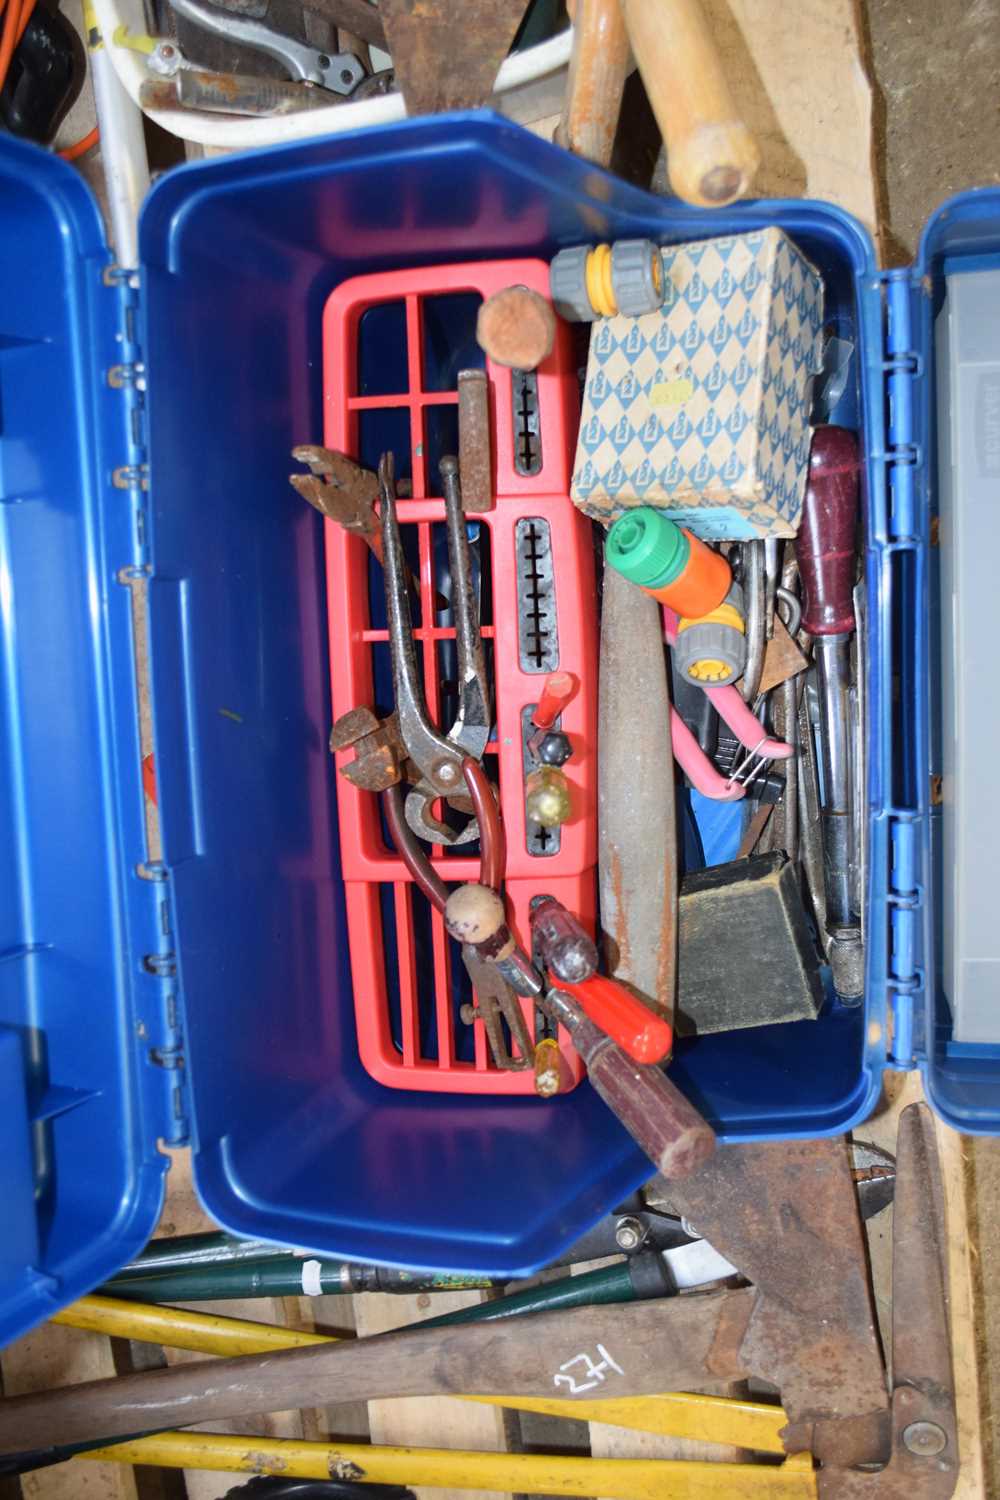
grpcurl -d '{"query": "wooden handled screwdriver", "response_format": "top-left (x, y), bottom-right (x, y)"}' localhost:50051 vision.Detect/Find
top-left (797, 426), bottom-right (864, 1001)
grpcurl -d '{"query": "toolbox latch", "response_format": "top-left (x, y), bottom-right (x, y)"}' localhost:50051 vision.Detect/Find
top-left (872, 268), bottom-right (929, 1068)
top-left (104, 267), bottom-right (152, 574)
top-left (135, 863), bottom-right (191, 1145)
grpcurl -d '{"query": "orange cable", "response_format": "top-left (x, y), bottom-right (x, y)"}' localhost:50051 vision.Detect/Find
top-left (0, 0), bottom-right (33, 93)
top-left (15, 0), bottom-right (33, 42)
top-left (58, 124), bottom-right (99, 160)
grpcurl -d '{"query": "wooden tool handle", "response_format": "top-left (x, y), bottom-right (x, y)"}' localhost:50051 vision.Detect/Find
top-left (559, 0), bottom-right (631, 166)
top-left (0, 1292), bottom-right (754, 1455)
top-left (619, 0), bottom-right (760, 206)
top-left (580, 1020), bottom-right (716, 1177)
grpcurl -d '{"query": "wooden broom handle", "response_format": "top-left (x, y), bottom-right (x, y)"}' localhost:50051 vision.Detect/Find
top-left (619, 0), bottom-right (760, 206)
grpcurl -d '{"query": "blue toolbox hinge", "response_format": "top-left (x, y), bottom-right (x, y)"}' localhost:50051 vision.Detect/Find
top-left (872, 266), bottom-right (923, 542)
top-left (884, 813), bottom-right (926, 1070)
top-left (872, 267), bottom-right (931, 1070)
top-left (102, 265), bottom-right (151, 573)
top-left (133, 862), bottom-right (191, 1147)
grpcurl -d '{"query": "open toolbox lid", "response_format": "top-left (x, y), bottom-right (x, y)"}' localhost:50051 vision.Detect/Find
top-left (2, 116), bottom-right (999, 1346)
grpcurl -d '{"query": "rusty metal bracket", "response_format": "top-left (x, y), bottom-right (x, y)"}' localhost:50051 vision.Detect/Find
top-left (377, 0), bottom-right (530, 114)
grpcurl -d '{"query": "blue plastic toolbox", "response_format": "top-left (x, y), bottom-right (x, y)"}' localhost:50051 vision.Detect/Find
top-left (2, 112), bottom-right (998, 1347)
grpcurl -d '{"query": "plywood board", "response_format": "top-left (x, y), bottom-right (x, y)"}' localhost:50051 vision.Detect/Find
top-left (1, 1322), bottom-right (138, 1500)
top-left (353, 1291), bottom-right (515, 1500)
top-left (154, 1150), bottom-right (321, 1500)
top-left (690, 0), bottom-right (879, 240)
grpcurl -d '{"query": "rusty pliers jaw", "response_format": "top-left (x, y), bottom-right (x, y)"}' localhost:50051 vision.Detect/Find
top-left (378, 453), bottom-right (480, 845)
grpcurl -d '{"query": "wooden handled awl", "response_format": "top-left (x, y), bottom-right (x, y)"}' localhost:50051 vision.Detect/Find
top-left (619, 0), bottom-right (760, 207)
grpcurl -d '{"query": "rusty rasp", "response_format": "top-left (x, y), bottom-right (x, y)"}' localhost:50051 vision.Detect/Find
top-left (377, 0), bottom-right (531, 115)
top-left (598, 564), bottom-right (677, 1025)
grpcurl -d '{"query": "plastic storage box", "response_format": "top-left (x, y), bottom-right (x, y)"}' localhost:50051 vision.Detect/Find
top-left (1, 113), bottom-right (998, 1346)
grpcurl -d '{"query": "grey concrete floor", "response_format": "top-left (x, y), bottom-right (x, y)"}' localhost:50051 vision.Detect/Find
top-left (866, 0), bottom-right (1000, 263)
top-left (865, 0), bottom-right (1000, 1480)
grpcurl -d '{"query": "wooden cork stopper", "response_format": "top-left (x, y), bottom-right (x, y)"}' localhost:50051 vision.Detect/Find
top-left (444, 883), bottom-right (508, 947)
top-left (476, 286), bottom-right (556, 371)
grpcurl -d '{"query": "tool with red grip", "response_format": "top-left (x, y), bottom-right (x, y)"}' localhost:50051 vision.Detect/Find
top-left (556, 974), bottom-right (673, 1065)
top-left (541, 988), bottom-right (713, 1178)
top-left (797, 425), bottom-right (864, 1000)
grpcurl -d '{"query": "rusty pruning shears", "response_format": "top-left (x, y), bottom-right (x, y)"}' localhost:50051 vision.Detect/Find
top-left (379, 451), bottom-right (493, 845)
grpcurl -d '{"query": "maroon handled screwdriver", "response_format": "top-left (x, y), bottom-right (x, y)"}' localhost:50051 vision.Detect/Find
top-left (797, 425), bottom-right (864, 1000)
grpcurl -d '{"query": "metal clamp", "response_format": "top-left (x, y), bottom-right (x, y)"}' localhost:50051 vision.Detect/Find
top-left (169, 0), bottom-right (367, 93)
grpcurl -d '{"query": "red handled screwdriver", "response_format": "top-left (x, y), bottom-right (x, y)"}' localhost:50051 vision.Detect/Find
top-left (529, 894), bottom-right (673, 1064)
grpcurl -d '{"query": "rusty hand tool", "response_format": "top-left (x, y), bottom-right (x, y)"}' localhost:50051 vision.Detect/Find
top-left (329, 706), bottom-right (412, 792)
top-left (291, 446), bottom-right (433, 606)
top-left (140, 69), bottom-right (337, 115)
top-left (598, 565), bottom-right (677, 1027)
top-left (291, 444), bottom-right (384, 555)
top-left (540, 986), bottom-right (711, 1175)
top-left (377, 453), bottom-right (487, 846)
top-left (457, 369), bottom-right (492, 514)
top-left (376, 0), bottom-right (529, 116)
top-left (618, 0), bottom-right (760, 207)
top-left (0, 1288), bottom-right (760, 1454)
top-left (0, 1110), bottom-right (949, 1491)
top-left (382, 763), bottom-right (537, 1070)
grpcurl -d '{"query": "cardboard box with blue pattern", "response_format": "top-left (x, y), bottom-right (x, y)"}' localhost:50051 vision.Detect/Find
top-left (570, 228), bottom-right (825, 540)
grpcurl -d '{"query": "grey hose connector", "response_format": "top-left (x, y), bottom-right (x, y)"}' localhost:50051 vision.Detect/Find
top-left (550, 239), bottom-right (665, 322)
top-left (550, 245), bottom-right (597, 322)
top-left (672, 583), bottom-right (746, 686)
top-left (611, 239), bottom-right (665, 316)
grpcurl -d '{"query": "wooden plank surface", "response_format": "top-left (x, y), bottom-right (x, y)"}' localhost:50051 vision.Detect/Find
top-left (693, 0), bottom-right (880, 239)
top-left (153, 1150), bottom-right (323, 1500)
top-left (352, 1291), bottom-right (515, 1500)
top-left (1, 1322), bottom-right (138, 1500)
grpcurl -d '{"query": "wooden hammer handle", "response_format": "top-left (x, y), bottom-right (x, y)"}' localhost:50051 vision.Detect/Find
top-left (619, 0), bottom-right (760, 206)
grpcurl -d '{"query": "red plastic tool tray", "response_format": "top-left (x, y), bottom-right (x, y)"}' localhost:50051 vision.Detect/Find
top-left (322, 258), bottom-right (597, 1092)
